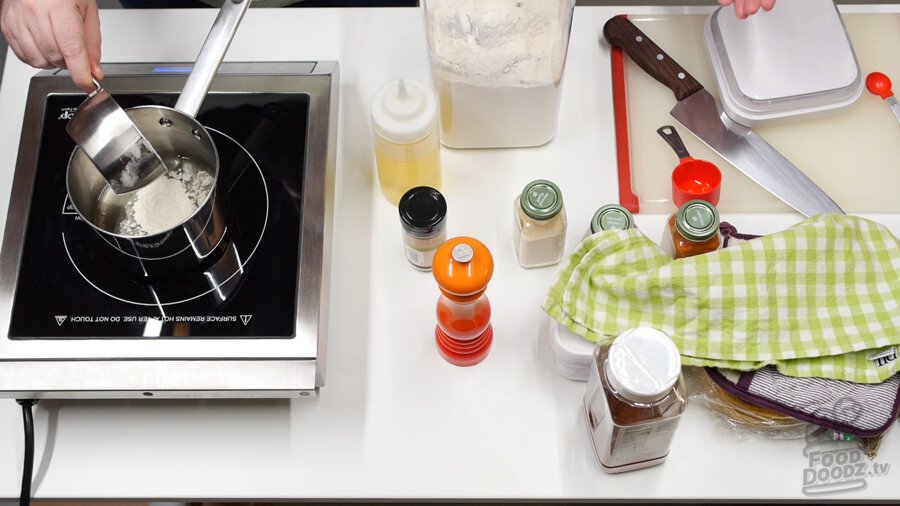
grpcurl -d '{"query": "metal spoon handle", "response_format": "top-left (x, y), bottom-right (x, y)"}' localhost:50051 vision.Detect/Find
top-left (174, 0), bottom-right (251, 117)
top-left (887, 97), bottom-right (900, 124)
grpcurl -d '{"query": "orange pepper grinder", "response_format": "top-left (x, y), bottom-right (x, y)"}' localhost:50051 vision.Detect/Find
top-left (432, 236), bottom-right (494, 367)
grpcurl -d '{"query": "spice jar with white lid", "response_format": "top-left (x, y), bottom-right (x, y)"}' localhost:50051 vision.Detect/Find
top-left (514, 179), bottom-right (567, 268)
top-left (584, 204), bottom-right (635, 239)
top-left (398, 186), bottom-right (447, 271)
top-left (583, 327), bottom-right (687, 473)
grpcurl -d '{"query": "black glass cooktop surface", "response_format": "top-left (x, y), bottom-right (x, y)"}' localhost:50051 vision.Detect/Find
top-left (9, 92), bottom-right (309, 339)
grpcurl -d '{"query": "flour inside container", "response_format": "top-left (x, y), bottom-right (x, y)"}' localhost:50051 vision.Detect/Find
top-left (424, 0), bottom-right (575, 148)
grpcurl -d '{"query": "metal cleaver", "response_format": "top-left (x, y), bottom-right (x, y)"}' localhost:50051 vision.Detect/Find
top-left (603, 16), bottom-right (844, 217)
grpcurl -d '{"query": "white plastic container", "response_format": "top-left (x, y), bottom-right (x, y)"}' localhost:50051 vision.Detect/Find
top-left (704, 0), bottom-right (862, 126)
top-left (371, 79), bottom-right (442, 205)
top-left (549, 320), bottom-right (596, 381)
top-left (423, 0), bottom-right (576, 148)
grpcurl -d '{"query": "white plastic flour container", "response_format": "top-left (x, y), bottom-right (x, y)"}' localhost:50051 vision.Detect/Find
top-left (423, 0), bottom-right (576, 148)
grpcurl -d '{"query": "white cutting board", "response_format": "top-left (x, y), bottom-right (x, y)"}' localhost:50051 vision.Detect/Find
top-left (621, 14), bottom-right (900, 214)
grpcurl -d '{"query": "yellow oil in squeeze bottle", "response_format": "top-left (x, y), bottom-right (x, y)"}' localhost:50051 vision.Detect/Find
top-left (371, 79), bottom-right (442, 205)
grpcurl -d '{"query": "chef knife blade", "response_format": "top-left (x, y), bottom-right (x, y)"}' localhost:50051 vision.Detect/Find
top-left (603, 16), bottom-right (844, 217)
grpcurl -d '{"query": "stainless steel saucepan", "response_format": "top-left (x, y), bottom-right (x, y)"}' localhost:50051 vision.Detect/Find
top-left (66, 0), bottom-right (251, 277)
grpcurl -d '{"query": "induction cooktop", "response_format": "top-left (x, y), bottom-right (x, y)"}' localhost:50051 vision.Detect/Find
top-left (0, 62), bottom-right (338, 398)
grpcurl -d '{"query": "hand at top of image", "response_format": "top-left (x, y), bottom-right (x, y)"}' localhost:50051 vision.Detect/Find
top-left (718, 0), bottom-right (776, 19)
top-left (0, 0), bottom-right (103, 92)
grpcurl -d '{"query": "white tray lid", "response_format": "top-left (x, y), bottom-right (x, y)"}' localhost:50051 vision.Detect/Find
top-left (707, 0), bottom-right (862, 120)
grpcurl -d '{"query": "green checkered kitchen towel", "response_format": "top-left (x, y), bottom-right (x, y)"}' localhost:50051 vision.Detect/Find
top-left (543, 214), bottom-right (900, 383)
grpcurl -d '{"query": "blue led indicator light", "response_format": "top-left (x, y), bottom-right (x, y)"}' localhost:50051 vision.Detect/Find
top-left (152, 66), bottom-right (193, 74)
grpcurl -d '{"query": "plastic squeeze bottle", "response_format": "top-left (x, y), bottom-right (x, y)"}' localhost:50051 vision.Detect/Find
top-left (371, 79), bottom-right (442, 205)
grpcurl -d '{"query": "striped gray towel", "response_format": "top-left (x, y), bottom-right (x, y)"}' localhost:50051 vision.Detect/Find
top-left (708, 366), bottom-right (900, 437)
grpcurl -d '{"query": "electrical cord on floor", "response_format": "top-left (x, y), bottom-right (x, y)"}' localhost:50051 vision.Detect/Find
top-left (16, 399), bottom-right (36, 506)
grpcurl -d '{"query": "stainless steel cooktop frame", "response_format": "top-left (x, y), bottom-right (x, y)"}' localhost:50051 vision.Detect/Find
top-left (0, 62), bottom-right (338, 399)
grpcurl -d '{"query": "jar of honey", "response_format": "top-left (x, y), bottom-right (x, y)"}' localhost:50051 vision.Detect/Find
top-left (661, 199), bottom-right (721, 259)
top-left (432, 237), bottom-right (494, 367)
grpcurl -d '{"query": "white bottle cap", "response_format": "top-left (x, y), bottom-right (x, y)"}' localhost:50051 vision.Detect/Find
top-left (605, 328), bottom-right (681, 404)
top-left (371, 78), bottom-right (438, 144)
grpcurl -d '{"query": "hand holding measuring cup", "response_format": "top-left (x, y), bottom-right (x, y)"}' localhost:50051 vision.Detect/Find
top-left (0, 0), bottom-right (103, 92)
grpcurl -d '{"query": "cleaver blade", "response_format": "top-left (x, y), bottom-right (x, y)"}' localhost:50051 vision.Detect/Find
top-left (603, 16), bottom-right (844, 217)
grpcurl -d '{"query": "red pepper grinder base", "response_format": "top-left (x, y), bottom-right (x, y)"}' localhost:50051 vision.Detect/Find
top-left (435, 324), bottom-right (493, 367)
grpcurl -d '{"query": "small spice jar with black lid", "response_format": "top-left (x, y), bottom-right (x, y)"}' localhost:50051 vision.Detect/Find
top-left (586, 204), bottom-right (635, 239)
top-left (399, 186), bottom-right (447, 271)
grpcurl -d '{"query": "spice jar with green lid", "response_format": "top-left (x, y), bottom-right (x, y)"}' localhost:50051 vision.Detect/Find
top-left (586, 204), bottom-right (635, 238)
top-left (661, 199), bottom-right (721, 259)
top-left (514, 179), bottom-right (567, 268)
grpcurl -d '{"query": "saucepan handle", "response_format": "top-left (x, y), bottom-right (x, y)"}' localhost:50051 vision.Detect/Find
top-left (175, 0), bottom-right (252, 117)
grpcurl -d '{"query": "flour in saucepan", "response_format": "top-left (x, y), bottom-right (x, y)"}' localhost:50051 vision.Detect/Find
top-left (116, 158), bottom-right (215, 236)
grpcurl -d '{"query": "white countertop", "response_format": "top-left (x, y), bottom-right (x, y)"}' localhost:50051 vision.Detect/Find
top-left (1, 4), bottom-right (899, 501)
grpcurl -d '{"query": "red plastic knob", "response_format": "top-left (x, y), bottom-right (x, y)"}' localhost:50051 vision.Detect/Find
top-left (866, 72), bottom-right (894, 100)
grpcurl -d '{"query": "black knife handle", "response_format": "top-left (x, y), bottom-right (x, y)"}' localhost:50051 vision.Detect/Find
top-left (603, 15), bottom-right (704, 102)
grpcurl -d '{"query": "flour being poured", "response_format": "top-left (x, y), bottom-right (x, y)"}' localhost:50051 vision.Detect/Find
top-left (116, 157), bottom-right (215, 236)
top-left (114, 141), bottom-right (164, 192)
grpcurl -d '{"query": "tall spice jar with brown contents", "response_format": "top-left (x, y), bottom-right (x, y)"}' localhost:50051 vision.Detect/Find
top-left (583, 327), bottom-right (687, 473)
top-left (661, 199), bottom-right (721, 259)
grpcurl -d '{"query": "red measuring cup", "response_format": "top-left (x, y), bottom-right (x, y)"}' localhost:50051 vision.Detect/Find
top-left (657, 125), bottom-right (722, 207)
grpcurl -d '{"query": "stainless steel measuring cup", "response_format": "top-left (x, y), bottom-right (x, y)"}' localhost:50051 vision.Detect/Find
top-left (66, 80), bottom-right (168, 193)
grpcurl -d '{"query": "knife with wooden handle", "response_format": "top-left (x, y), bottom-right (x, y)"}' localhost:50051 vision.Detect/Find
top-left (603, 15), bottom-right (844, 217)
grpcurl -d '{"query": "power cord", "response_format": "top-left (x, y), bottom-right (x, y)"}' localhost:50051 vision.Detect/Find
top-left (15, 399), bottom-right (36, 506)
